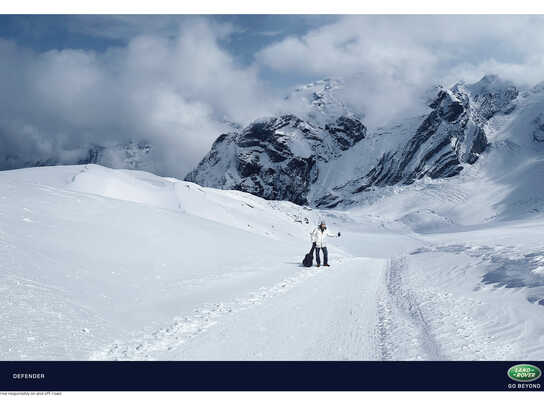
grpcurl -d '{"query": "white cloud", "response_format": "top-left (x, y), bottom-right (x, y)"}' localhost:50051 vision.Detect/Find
top-left (256, 15), bottom-right (544, 126)
top-left (0, 18), bottom-right (274, 177)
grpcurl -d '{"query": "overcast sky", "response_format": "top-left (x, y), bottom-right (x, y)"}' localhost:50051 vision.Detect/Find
top-left (1, 15), bottom-right (544, 177)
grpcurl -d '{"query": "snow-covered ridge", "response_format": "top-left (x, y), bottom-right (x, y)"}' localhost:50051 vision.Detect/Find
top-left (67, 164), bottom-right (319, 240)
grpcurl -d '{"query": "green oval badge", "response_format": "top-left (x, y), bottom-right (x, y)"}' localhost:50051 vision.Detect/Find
top-left (507, 364), bottom-right (542, 382)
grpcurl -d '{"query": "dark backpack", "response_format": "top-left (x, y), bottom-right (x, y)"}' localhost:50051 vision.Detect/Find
top-left (302, 252), bottom-right (313, 267)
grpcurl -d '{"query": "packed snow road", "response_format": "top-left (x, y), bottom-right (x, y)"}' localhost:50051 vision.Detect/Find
top-left (2, 165), bottom-right (544, 360)
top-left (92, 256), bottom-right (388, 360)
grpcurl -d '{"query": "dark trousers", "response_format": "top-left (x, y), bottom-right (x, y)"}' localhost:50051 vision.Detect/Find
top-left (315, 246), bottom-right (328, 265)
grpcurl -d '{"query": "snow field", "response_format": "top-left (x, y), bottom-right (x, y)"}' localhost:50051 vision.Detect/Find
top-left (2, 162), bottom-right (544, 360)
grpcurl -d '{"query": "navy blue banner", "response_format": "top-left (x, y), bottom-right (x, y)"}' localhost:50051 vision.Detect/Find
top-left (1, 361), bottom-right (543, 391)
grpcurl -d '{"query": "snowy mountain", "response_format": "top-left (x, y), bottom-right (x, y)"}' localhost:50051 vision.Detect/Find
top-left (186, 75), bottom-right (525, 208)
top-left (185, 79), bottom-right (369, 205)
top-left (185, 114), bottom-right (366, 205)
top-left (1, 140), bottom-right (157, 174)
top-left (79, 141), bottom-right (157, 173)
top-left (315, 74), bottom-right (520, 207)
top-left (185, 79), bottom-right (368, 205)
top-left (283, 77), bottom-right (365, 127)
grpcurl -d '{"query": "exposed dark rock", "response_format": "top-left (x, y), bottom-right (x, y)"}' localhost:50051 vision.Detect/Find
top-left (533, 113), bottom-right (544, 142)
top-left (325, 116), bottom-right (367, 150)
top-left (185, 113), bottom-right (364, 204)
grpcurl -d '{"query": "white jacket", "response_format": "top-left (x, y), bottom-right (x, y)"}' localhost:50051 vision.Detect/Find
top-left (310, 227), bottom-right (337, 248)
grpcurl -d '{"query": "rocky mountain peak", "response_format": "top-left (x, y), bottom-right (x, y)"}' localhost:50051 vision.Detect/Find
top-left (185, 94), bottom-right (367, 205)
top-left (284, 77), bottom-right (363, 127)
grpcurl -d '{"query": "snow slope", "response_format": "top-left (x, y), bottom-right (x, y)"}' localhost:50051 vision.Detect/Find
top-left (2, 163), bottom-right (544, 360)
top-left (0, 164), bottom-right (334, 360)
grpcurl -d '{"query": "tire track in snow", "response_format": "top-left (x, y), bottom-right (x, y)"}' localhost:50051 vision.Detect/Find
top-left (90, 263), bottom-right (324, 360)
top-left (398, 244), bottom-right (544, 360)
top-left (377, 256), bottom-right (444, 360)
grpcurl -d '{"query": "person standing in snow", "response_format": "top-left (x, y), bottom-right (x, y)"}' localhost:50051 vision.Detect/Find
top-left (310, 221), bottom-right (340, 267)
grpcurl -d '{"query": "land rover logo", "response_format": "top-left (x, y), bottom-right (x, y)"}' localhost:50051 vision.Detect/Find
top-left (507, 364), bottom-right (542, 382)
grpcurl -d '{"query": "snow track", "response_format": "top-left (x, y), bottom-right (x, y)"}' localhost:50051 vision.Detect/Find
top-left (90, 263), bottom-right (323, 360)
top-left (91, 256), bottom-right (388, 360)
top-left (378, 257), bottom-right (444, 360)
top-left (377, 240), bottom-right (544, 360)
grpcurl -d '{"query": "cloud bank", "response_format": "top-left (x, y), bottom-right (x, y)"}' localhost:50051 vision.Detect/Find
top-left (256, 15), bottom-right (544, 126)
top-left (2, 15), bottom-right (544, 176)
top-left (0, 18), bottom-right (275, 177)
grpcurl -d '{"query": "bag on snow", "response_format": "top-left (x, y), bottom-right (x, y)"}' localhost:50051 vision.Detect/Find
top-left (302, 252), bottom-right (313, 267)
